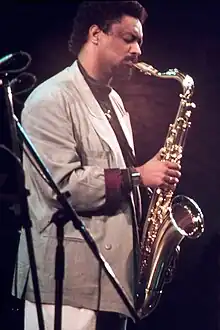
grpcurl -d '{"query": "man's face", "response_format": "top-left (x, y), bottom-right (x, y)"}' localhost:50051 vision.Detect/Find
top-left (98, 15), bottom-right (143, 78)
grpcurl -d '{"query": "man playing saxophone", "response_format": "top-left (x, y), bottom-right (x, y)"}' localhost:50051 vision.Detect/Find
top-left (15, 1), bottom-right (181, 329)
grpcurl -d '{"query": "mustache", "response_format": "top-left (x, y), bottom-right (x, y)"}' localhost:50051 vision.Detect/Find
top-left (124, 55), bottom-right (139, 63)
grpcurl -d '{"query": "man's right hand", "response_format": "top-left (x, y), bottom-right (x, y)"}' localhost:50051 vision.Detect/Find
top-left (136, 151), bottom-right (181, 190)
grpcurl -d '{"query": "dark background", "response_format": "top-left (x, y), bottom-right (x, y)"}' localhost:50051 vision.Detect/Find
top-left (1, 1), bottom-right (220, 329)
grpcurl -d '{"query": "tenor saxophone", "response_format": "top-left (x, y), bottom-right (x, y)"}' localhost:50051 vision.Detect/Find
top-left (132, 62), bottom-right (205, 319)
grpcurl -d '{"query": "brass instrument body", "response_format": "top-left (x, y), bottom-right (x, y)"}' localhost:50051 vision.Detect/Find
top-left (133, 62), bottom-right (204, 319)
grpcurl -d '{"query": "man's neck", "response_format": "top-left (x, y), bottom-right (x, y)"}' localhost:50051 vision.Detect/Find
top-left (78, 51), bottom-right (112, 85)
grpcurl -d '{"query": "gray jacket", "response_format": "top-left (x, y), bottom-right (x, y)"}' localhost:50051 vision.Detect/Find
top-left (16, 61), bottom-right (138, 318)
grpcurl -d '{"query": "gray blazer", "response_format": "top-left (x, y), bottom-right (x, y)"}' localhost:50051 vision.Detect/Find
top-left (16, 61), bottom-right (138, 318)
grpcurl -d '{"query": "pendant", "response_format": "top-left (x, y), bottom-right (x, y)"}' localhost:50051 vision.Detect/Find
top-left (105, 109), bottom-right (111, 120)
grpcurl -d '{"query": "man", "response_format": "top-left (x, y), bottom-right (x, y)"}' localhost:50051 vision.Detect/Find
top-left (15, 1), bottom-right (181, 329)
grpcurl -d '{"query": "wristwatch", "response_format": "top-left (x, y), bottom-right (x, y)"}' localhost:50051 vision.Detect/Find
top-left (129, 167), bottom-right (142, 187)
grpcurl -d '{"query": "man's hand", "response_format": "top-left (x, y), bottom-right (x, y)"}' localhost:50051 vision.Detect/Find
top-left (136, 151), bottom-right (181, 190)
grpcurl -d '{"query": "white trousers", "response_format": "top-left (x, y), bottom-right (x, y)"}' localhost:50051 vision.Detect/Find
top-left (25, 300), bottom-right (96, 330)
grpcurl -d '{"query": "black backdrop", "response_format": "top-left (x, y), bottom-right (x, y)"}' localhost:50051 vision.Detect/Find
top-left (1, 1), bottom-right (220, 329)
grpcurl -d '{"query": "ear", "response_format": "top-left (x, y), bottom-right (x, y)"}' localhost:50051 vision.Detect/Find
top-left (88, 24), bottom-right (102, 45)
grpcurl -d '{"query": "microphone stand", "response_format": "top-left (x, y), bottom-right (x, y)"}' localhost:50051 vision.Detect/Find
top-left (13, 113), bottom-right (139, 329)
top-left (50, 210), bottom-right (65, 330)
top-left (0, 74), bottom-right (46, 330)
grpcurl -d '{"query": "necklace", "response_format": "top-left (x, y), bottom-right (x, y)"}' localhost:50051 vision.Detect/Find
top-left (104, 109), bottom-right (112, 120)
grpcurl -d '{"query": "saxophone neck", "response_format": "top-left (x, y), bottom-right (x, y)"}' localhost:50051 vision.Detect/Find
top-left (133, 62), bottom-right (195, 98)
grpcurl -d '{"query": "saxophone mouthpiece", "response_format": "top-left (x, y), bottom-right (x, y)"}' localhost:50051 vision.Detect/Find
top-left (133, 62), bottom-right (159, 76)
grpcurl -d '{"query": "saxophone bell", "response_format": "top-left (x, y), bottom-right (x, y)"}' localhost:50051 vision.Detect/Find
top-left (171, 195), bottom-right (204, 239)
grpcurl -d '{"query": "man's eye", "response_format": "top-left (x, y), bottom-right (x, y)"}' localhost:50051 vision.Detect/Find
top-left (124, 37), bottom-right (133, 43)
top-left (124, 36), bottom-right (142, 46)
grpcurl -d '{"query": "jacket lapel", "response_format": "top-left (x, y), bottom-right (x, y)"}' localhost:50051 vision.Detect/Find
top-left (110, 92), bottom-right (135, 154)
top-left (69, 61), bottom-right (134, 168)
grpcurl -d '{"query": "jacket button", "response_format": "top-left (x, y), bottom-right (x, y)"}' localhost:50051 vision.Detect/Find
top-left (105, 244), bottom-right (112, 250)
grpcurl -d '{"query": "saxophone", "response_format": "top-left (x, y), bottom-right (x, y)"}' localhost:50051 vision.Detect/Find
top-left (132, 62), bottom-right (205, 319)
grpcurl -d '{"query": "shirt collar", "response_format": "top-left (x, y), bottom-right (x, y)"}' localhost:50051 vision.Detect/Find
top-left (77, 60), bottom-right (112, 99)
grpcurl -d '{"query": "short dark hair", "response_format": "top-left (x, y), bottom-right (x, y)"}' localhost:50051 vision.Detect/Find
top-left (68, 1), bottom-right (147, 56)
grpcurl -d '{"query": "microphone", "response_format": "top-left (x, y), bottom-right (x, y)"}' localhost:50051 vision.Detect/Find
top-left (0, 53), bottom-right (14, 66)
top-left (0, 51), bottom-right (32, 73)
